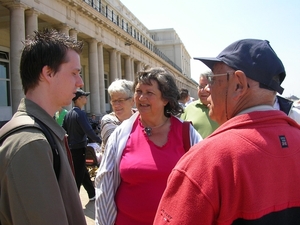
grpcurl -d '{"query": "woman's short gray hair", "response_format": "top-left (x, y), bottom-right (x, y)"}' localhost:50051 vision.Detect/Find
top-left (108, 79), bottom-right (134, 97)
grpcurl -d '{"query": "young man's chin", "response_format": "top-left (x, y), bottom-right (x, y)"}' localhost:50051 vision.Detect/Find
top-left (63, 101), bottom-right (72, 107)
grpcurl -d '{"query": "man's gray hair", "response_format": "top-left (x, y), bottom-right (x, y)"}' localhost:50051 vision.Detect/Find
top-left (200, 71), bottom-right (213, 79)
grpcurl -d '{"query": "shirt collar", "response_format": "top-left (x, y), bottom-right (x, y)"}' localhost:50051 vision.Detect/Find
top-left (237, 105), bottom-right (276, 116)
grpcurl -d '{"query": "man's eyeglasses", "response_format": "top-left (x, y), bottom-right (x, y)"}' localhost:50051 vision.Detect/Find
top-left (206, 71), bottom-right (235, 86)
top-left (110, 97), bottom-right (132, 105)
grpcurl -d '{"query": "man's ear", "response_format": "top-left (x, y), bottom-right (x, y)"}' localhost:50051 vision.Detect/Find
top-left (41, 65), bottom-right (53, 81)
top-left (232, 70), bottom-right (248, 99)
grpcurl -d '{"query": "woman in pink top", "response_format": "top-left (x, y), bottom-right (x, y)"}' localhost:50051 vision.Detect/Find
top-left (95, 67), bottom-right (202, 225)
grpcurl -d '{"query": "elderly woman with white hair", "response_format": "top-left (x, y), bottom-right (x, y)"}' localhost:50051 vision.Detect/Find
top-left (100, 79), bottom-right (135, 152)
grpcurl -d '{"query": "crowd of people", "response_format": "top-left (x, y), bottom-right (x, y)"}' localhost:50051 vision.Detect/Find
top-left (1, 29), bottom-right (300, 225)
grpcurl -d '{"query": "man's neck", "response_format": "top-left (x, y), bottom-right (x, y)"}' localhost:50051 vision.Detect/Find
top-left (74, 104), bottom-right (83, 109)
top-left (74, 100), bottom-right (85, 109)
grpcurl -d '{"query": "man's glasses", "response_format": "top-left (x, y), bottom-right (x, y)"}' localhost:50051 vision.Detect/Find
top-left (206, 71), bottom-right (235, 86)
top-left (110, 97), bottom-right (132, 105)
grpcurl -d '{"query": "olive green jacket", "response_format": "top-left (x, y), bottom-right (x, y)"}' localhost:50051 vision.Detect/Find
top-left (0, 98), bottom-right (86, 225)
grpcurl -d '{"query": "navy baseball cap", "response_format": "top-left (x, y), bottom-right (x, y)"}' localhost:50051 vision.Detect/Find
top-left (73, 89), bottom-right (90, 101)
top-left (194, 39), bottom-right (286, 94)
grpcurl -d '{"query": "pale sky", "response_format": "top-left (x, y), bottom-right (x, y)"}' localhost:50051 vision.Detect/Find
top-left (121, 0), bottom-right (300, 98)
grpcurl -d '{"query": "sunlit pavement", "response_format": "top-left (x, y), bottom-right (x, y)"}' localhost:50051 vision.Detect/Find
top-left (80, 186), bottom-right (95, 225)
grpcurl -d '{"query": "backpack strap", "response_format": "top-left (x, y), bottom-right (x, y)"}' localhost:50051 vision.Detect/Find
top-left (0, 116), bottom-right (60, 180)
top-left (182, 121), bottom-right (192, 152)
top-left (34, 118), bottom-right (60, 179)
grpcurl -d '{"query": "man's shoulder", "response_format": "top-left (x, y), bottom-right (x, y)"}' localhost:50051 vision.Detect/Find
top-left (0, 114), bottom-right (52, 147)
top-left (0, 125), bottom-right (48, 160)
top-left (289, 107), bottom-right (300, 124)
top-left (291, 106), bottom-right (300, 114)
top-left (76, 108), bottom-right (88, 117)
top-left (187, 100), bottom-right (201, 107)
top-left (0, 115), bottom-right (34, 136)
top-left (0, 128), bottom-right (51, 181)
top-left (184, 100), bottom-right (202, 112)
top-left (65, 107), bottom-right (81, 118)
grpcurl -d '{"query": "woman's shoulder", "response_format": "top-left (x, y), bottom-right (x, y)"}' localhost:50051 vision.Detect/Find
top-left (170, 115), bottom-right (184, 125)
top-left (105, 112), bottom-right (138, 136)
top-left (101, 112), bottom-right (118, 123)
top-left (170, 115), bottom-right (202, 142)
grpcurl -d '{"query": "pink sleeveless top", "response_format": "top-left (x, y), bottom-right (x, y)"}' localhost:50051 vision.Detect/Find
top-left (115, 116), bottom-right (186, 225)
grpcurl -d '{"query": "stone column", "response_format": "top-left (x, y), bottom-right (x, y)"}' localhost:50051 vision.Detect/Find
top-left (25, 8), bottom-right (39, 38)
top-left (117, 51), bottom-right (122, 79)
top-left (69, 29), bottom-right (78, 40)
top-left (136, 61), bottom-right (142, 73)
top-left (66, 29), bottom-right (78, 111)
top-left (130, 58), bottom-right (135, 81)
top-left (88, 39), bottom-right (101, 115)
top-left (58, 23), bottom-right (73, 109)
top-left (10, 4), bottom-right (26, 113)
top-left (98, 43), bottom-right (106, 115)
top-left (125, 56), bottom-right (131, 81)
top-left (109, 49), bottom-right (118, 83)
top-left (58, 23), bottom-right (69, 35)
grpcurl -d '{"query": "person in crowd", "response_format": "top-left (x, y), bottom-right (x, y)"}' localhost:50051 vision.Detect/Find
top-left (95, 67), bottom-right (202, 225)
top-left (180, 71), bottom-right (219, 138)
top-left (295, 100), bottom-right (300, 109)
top-left (154, 39), bottom-right (300, 225)
top-left (178, 88), bottom-right (189, 108)
top-left (54, 107), bottom-right (68, 126)
top-left (0, 29), bottom-right (86, 225)
top-left (274, 95), bottom-right (300, 123)
top-left (89, 113), bottom-right (100, 134)
top-left (63, 89), bottom-right (101, 201)
top-left (100, 79), bottom-right (135, 152)
top-left (185, 95), bottom-right (194, 106)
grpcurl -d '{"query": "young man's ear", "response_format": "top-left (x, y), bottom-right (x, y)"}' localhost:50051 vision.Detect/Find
top-left (41, 65), bottom-right (53, 80)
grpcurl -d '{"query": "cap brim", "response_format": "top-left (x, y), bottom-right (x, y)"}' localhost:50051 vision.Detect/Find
top-left (193, 57), bottom-right (222, 70)
top-left (84, 92), bottom-right (90, 96)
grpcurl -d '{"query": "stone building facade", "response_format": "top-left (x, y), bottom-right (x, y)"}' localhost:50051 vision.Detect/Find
top-left (0, 0), bottom-right (197, 125)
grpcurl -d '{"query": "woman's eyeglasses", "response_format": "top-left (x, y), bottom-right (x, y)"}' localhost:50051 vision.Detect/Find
top-left (110, 97), bottom-right (132, 105)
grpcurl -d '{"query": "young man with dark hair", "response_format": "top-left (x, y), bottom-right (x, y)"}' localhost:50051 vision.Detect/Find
top-left (0, 29), bottom-right (86, 225)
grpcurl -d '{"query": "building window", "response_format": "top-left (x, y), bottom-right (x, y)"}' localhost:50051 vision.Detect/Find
top-left (104, 74), bottom-right (111, 113)
top-left (0, 51), bottom-right (10, 107)
top-left (104, 74), bottom-right (109, 103)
